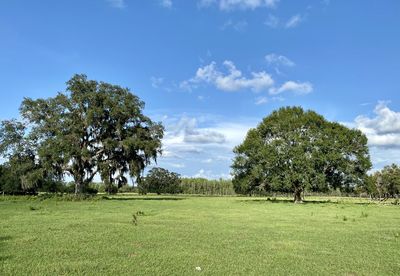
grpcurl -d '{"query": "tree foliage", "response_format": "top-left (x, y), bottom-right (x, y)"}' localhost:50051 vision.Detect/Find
top-left (232, 107), bottom-right (372, 202)
top-left (362, 164), bottom-right (400, 199)
top-left (0, 120), bottom-right (56, 193)
top-left (142, 167), bottom-right (181, 195)
top-left (0, 74), bottom-right (164, 194)
top-left (180, 178), bottom-right (235, 195)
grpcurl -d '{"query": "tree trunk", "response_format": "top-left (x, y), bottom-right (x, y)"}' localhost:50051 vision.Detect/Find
top-left (294, 188), bottom-right (303, 203)
top-left (75, 180), bottom-right (83, 195)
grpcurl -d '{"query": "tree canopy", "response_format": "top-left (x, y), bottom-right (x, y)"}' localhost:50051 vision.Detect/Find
top-left (231, 106), bottom-right (372, 202)
top-left (0, 74), bottom-right (164, 194)
top-left (363, 164), bottom-right (400, 199)
top-left (142, 167), bottom-right (182, 195)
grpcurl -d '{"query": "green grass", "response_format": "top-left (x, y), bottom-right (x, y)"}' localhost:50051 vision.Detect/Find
top-left (1, 195), bottom-right (399, 275)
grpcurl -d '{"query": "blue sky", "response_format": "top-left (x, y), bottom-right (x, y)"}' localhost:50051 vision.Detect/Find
top-left (1, 0), bottom-right (400, 179)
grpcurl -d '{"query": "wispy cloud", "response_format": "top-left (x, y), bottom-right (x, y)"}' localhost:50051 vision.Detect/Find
top-left (106, 0), bottom-right (126, 9)
top-left (255, 96), bottom-right (268, 105)
top-left (199, 0), bottom-right (279, 11)
top-left (265, 53), bottom-right (295, 67)
top-left (285, 14), bottom-right (303, 28)
top-left (150, 76), bottom-right (164, 88)
top-left (180, 61), bottom-right (274, 92)
top-left (264, 14), bottom-right (279, 28)
top-left (220, 20), bottom-right (248, 32)
top-left (269, 81), bottom-right (313, 95)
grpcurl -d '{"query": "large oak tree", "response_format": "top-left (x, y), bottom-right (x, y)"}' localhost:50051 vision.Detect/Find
top-left (1, 74), bottom-right (164, 194)
top-left (232, 107), bottom-right (371, 203)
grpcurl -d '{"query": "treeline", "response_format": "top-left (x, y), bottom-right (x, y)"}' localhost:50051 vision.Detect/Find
top-left (179, 178), bottom-right (235, 196)
top-left (2, 164), bottom-right (399, 199)
top-left (0, 165), bottom-right (236, 196)
top-left (358, 164), bottom-right (400, 200)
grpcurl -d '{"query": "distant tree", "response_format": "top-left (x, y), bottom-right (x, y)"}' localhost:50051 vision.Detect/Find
top-left (0, 74), bottom-right (164, 194)
top-left (366, 164), bottom-right (400, 199)
top-left (381, 164), bottom-right (400, 198)
top-left (0, 120), bottom-right (53, 194)
top-left (143, 167), bottom-right (181, 195)
top-left (232, 107), bottom-right (371, 203)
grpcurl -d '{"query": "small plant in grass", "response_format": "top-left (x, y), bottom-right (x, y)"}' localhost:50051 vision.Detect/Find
top-left (361, 212), bottom-right (368, 218)
top-left (343, 216), bottom-right (348, 221)
top-left (132, 211), bottom-right (145, 226)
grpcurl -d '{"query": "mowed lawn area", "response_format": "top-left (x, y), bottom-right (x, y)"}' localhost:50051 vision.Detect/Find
top-left (1, 196), bottom-right (399, 275)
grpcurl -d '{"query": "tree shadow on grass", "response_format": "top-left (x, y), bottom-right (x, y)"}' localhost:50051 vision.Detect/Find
top-left (103, 196), bottom-right (186, 201)
top-left (239, 198), bottom-right (374, 205)
top-left (239, 198), bottom-right (339, 204)
top-left (0, 235), bottom-right (12, 262)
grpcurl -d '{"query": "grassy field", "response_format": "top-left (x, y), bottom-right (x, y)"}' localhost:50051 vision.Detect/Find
top-left (0, 195), bottom-right (399, 275)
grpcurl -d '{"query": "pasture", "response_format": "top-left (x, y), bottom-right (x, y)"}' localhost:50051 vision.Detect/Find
top-left (1, 195), bottom-right (399, 275)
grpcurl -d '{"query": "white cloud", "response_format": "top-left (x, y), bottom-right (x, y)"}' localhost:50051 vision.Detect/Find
top-left (155, 114), bottom-right (257, 178)
top-left (160, 0), bottom-right (172, 8)
top-left (150, 76), bottom-right (164, 88)
top-left (199, 0), bottom-right (279, 10)
top-left (106, 0), bottom-right (126, 9)
top-left (220, 20), bottom-right (248, 32)
top-left (269, 81), bottom-right (313, 95)
top-left (264, 14), bottom-right (279, 28)
top-left (356, 102), bottom-right (400, 135)
top-left (340, 102), bottom-right (400, 171)
top-left (265, 53), bottom-right (295, 67)
top-left (161, 115), bottom-right (256, 155)
top-left (255, 96), bottom-right (268, 105)
top-left (168, 116), bottom-right (227, 145)
top-left (285, 14), bottom-right (303, 28)
top-left (193, 169), bottom-right (232, 179)
top-left (202, 158), bottom-right (214, 163)
top-left (181, 60), bottom-right (274, 92)
top-left (355, 102), bottom-right (400, 148)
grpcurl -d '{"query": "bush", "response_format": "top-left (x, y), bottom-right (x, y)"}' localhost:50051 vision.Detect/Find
top-left (143, 167), bottom-right (182, 195)
top-left (118, 185), bottom-right (137, 193)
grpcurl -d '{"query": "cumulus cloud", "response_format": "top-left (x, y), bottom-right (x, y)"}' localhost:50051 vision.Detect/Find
top-left (199, 0), bottom-right (279, 10)
top-left (285, 14), bottom-right (303, 28)
top-left (181, 61), bottom-right (274, 92)
top-left (265, 53), bottom-right (295, 67)
top-left (169, 117), bottom-right (227, 144)
top-left (355, 102), bottom-right (400, 148)
top-left (106, 0), bottom-right (126, 9)
top-left (356, 102), bottom-right (400, 135)
top-left (154, 114), bottom-right (256, 178)
top-left (269, 81), bottom-right (313, 95)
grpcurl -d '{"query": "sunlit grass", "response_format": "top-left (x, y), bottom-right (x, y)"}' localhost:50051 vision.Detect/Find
top-left (1, 195), bottom-right (399, 275)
